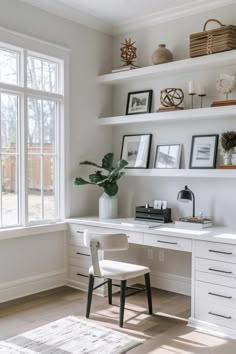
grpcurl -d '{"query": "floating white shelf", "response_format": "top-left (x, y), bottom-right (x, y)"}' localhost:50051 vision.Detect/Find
top-left (124, 169), bottom-right (236, 178)
top-left (97, 50), bottom-right (236, 85)
top-left (98, 105), bottom-right (236, 126)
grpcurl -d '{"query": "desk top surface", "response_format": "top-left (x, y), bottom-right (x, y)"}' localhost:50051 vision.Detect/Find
top-left (66, 217), bottom-right (236, 244)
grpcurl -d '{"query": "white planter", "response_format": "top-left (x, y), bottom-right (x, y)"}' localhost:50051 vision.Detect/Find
top-left (99, 193), bottom-right (118, 219)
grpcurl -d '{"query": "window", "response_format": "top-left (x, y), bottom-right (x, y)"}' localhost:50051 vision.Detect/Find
top-left (0, 42), bottom-right (64, 228)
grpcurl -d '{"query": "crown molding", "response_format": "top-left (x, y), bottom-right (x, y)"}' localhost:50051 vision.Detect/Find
top-left (112, 0), bottom-right (236, 35)
top-left (19, 0), bottom-right (236, 36)
top-left (19, 0), bottom-right (113, 35)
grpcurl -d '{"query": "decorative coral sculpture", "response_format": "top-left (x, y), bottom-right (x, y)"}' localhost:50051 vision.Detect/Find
top-left (120, 38), bottom-right (137, 66)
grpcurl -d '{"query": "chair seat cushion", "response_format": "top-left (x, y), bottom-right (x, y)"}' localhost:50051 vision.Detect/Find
top-left (89, 260), bottom-right (150, 280)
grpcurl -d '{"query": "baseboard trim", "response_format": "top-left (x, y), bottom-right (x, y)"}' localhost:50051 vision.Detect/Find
top-left (0, 269), bottom-right (66, 303)
top-left (188, 317), bottom-right (236, 340)
top-left (150, 271), bottom-right (191, 296)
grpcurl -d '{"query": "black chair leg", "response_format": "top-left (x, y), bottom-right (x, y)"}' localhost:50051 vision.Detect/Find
top-left (120, 280), bottom-right (127, 327)
top-left (108, 279), bottom-right (112, 305)
top-left (86, 274), bottom-right (94, 318)
top-left (144, 273), bottom-right (153, 315)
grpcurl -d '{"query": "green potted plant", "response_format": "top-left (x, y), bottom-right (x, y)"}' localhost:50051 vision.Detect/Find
top-left (74, 153), bottom-right (128, 218)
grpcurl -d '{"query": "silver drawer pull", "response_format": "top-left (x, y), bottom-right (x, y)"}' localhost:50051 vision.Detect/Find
top-left (77, 273), bottom-right (89, 278)
top-left (209, 250), bottom-right (232, 255)
top-left (208, 292), bottom-right (232, 299)
top-left (76, 231), bottom-right (84, 234)
top-left (76, 252), bottom-right (90, 257)
top-left (157, 240), bottom-right (178, 245)
top-left (208, 268), bottom-right (232, 274)
top-left (208, 312), bottom-right (232, 320)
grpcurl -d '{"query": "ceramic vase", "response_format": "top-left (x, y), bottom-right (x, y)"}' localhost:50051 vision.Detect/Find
top-left (222, 149), bottom-right (234, 165)
top-left (152, 44), bottom-right (173, 65)
top-left (99, 192), bottom-right (118, 219)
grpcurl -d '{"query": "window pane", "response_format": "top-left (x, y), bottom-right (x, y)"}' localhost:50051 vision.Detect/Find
top-left (43, 100), bottom-right (55, 152)
top-left (28, 97), bottom-right (42, 152)
top-left (43, 61), bottom-right (57, 92)
top-left (1, 93), bottom-right (18, 153)
top-left (43, 156), bottom-right (55, 220)
top-left (28, 155), bottom-right (42, 221)
top-left (0, 48), bottom-right (18, 85)
top-left (27, 55), bottom-right (59, 93)
top-left (1, 155), bottom-right (19, 226)
top-left (0, 93), bottom-right (19, 227)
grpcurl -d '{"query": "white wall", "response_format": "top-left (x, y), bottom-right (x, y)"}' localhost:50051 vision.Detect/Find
top-left (0, 0), bottom-right (112, 301)
top-left (110, 4), bottom-right (236, 291)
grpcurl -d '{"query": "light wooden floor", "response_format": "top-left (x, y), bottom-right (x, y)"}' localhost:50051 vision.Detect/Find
top-left (0, 286), bottom-right (236, 353)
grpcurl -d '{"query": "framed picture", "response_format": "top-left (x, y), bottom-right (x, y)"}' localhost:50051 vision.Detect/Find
top-left (126, 90), bottom-right (153, 115)
top-left (189, 134), bottom-right (219, 169)
top-left (154, 144), bottom-right (182, 169)
top-left (121, 134), bottom-right (152, 168)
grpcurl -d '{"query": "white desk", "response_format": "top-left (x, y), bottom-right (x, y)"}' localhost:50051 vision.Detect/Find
top-left (66, 217), bottom-right (236, 339)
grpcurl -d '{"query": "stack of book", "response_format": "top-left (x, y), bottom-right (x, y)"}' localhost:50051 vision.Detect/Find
top-left (111, 64), bottom-right (139, 73)
top-left (175, 217), bottom-right (213, 229)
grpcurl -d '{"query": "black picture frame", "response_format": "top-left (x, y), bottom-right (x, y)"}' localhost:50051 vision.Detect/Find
top-left (154, 144), bottom-right (182, 169)
top-left (126, 90), bottom-right (153, 115)
top-left (189, 134), bottom-right (219, 169)
top-left (120, 134), bottom-right (152, 169)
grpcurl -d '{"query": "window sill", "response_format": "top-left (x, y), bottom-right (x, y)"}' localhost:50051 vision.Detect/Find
top-left (0, 222), bottom-right (67, 240)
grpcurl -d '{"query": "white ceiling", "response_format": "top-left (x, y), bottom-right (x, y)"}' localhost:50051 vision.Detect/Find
top-left (20, 0), bottom-right (235, 35)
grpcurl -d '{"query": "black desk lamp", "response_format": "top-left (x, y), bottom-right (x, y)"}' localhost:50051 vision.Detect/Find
top-left (177, 185), bottom-right (195, 217)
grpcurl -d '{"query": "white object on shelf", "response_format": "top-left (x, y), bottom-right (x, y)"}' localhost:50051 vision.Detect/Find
top-left (97, 50), bottom-right (236, 85)
top-left (197, 84), bottom-right (206, 96)
top-left (98, 106), bottom-right (236, 126)
top-left (99, 193), bottom-right (118, 219)
top-left (189, 80), bottom-right (195, 94)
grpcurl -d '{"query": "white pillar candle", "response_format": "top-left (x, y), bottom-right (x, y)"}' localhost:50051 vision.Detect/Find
top-left (197, 84), bottom-right (206, 96)
top-left (188, 80), bottom-right (195, 94)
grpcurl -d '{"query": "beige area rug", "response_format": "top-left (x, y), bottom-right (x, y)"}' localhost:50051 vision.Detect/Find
top-left (0, 316), bottom-right (142, 354)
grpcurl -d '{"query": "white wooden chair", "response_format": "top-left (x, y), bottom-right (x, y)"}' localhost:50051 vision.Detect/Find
top-left (84, 231), bottom-right (153, 327)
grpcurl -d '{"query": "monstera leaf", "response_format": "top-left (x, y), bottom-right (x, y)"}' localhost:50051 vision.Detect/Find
top-left (104, 182), bottom-right (119, 197)
top-left (102, 153), bottom-right (114, 171)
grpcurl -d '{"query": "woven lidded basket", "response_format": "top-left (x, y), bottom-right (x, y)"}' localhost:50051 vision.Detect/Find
top-left (190, 19), bottom-right (236, 58)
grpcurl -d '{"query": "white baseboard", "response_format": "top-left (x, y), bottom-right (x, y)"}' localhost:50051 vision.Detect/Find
top-left (150, 271), bottom-right (191, 296)
top-left (188, 317), bottom-right (236, 340)
top-left (0, 269), bottom-right (66, 303)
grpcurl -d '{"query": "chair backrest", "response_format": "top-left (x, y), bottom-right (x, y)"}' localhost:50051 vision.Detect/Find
top-left (84, 231), bottom-right (129, 277)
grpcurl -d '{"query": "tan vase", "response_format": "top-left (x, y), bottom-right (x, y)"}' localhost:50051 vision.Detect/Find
top-left (152, 44), bottom-right (173, 65)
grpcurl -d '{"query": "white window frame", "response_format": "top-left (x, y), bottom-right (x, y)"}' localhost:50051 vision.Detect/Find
top-left (0, 34), bottom-right (69, 229)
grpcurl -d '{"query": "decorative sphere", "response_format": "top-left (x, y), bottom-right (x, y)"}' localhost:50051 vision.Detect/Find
top-left (160, 88), bottom-right (184, 107)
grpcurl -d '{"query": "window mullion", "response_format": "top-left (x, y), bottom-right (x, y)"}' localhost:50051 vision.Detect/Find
top-left (41, 99), bottom-right (44, 220)
top-left (0, 94), bottom-right (2, 226)
top-left (20, 50), bottom-right (28, 226)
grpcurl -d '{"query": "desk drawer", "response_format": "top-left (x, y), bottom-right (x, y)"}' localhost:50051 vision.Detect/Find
top-left (195, 281), bottom-right (236, 308)
top-left (69, 265), bottom-right (104, 289)
top-left (144, 233), bottom-right (191, 252)
top-left (68, 224), bottom-right (86, 247)
top-left (195, 300), bottom-right (236, 329)
top-left (68, 224), bottom-right (142, 246)
top-left (195, 258), bottom-right (236, 279)
top-left (127, 231), bottom-right (143, 244)
top-left (195, 241), bottom-right (236, 263)
top-left (196, 270), bottom-right (236, 288)
top-left (69, 265), bottom-right (90, 284)
top-left (69, 246), bottom-right (91, 267)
